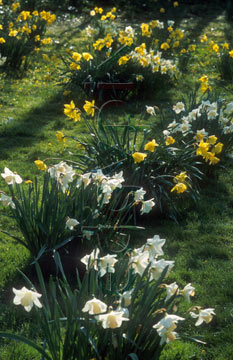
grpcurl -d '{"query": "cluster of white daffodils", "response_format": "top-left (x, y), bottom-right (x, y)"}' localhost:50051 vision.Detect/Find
top-left (133, 187), bottom-right (155, 215)
top-left (166, 100), bottom-right (233, 138)
top-left (78, 233), bottom-right (215, 342)
top-left (77, 169), bottom-right (125, 204)
top-left (129, 47), bottom-right (177, 76)
top-left (129, 234), bottom-right (174, 280)
top-left (48, 161), bottom-right (76, 192)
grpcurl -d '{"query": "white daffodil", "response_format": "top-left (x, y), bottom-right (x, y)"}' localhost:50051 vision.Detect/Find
top-left (149, 259), bottom-right (174, 281)
top-left (82, 230), bottom-right (94, 240)
top-left (76, 172), bottom-right (91, 188)
top-left (146, 105), bottom-right (156, 116)
top-left (48, 162), bottom-right (76, 192)
top-left (0, 193), bottom-right (15, 208)
top-left (167, 20), bottom-right (175, 27)
top-left (134, 187), bottom-right (146, 202)
top-left (153, 314), bottom-right (185, 345)
top-left (82, 297), bottom-right (107, 315)
top-left (1, 167), bottom-right (22, 185)
top-left (120, 289), bottom-right (134, 307)
top-left (96, 310), bottom-right (129, 329)
top-left (225, 101), bottom-right (233, 114)
top-left (13, 286), bottom-right (42, 312)
top-left (165, 282), bottom-right (179, 301)
top-left (129, 250), bottom-right (149, 276)
top-left (145, 234), bottom-right (166, 258)
top-left (140, 198), bottom-right (155, 215)
top-left (66, 217), bottom-right (79, 230)
top-left (80, 248), bottom-right (100, 271)
top-left (98, 254), bottom-right (118, 277)
top-left (91, 169), bottom-right (106, 183)
top-left (180, 283), bottom-right (195, 302)
top-left (172, 102), bottom-right (185, 114)
top-left (190, 308), bottom-right (215, 326)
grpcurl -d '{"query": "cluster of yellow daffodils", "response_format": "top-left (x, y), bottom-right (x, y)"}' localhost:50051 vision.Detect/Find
top-left (199, 75), bottom-right (212, 93)
top-left (132, 138), bottom-right (159, 164)
top-left (90, 6), bottom-right (116, 21)
top-left (63, 99), bottom-right (95, 121)
top-left (196, 136), bottom-right (223, 165)
top-left (0, 3), bottom-right (56, 62)
top-left (64, 100), bottom-right (81, 122)
top-left (171, 171), bottom-right (188, 194)
top-left (69, 51), bottom-right (93, 71)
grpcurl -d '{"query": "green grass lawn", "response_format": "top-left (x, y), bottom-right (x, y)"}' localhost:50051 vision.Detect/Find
top-left (0, 3), bottom-right (233, 359)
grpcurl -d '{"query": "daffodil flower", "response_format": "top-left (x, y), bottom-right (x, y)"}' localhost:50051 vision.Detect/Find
top-left (190, 308), bottom-right (215, 326)
top-left (1, 167), bottom-right (23, 185)
top-left (96, 310), bottom-right (129, 329)
top-left (82, 297), bottom-right (107, 315)
top-left (13, 287), bottom-right (42, 312)
top-left (66, 217), bottom-right (79, 230)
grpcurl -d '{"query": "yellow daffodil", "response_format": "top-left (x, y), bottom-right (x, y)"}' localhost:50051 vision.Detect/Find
top-left (174, 172), bottom-right (187, 183)
top-left (25, 180), bottom-right (33, 184)
top-left (171, 182), bottom-right (187, 194)
top-left (56, 131), bottom-right (66, 143)
top-left (83, 100), bottom-right (95, 117)
top-left (144, 139), bottom-right (159, 152)
top-left (82, 52), bottom-right (93, 61)
top-left (229, 50), bottom-right (233, 58)
top-left (70, 62), bottom-right (81, 71)
top-left (207, 135), bottom-right (217, 145)
top-left (161, 42), bottom-right (170, 50)
top-left (72, 52), bottom-right (82, 62)
top-left (34, 160), bottom-right (47, 171)
top-left (132, 152), bottom-right (147, 163)
top-left (212, 142), bottom-right (223, 154)
top-left (196, 140), bottom-right (210, 156)
top-left (0, 37), bottom-right (6, 44)
top-left (165, 136), bottom-right (175, 146)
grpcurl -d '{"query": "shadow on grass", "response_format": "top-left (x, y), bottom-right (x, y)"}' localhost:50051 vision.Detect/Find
top-left (0, 90), bottom-right (65, 161)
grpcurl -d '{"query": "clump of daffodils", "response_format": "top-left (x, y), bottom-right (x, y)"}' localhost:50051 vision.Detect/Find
top-left (8, 231), bottom-right (215, 357)
top-left (164, 99), bottom-right (233, 167)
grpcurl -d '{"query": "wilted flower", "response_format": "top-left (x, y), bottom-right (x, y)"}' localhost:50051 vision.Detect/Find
top-left (96, 310), bottom-right (129, 329)
top-left (13, 287), bottom-right (42, 312)
top-left (66, 217), bottom-right (79, 230)
top-left (82, 297), bottom-right (107, 314)
top-left (1, 167), bottom-right (23, 185)
top-left (190, 308), bottom-right (215, 326)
